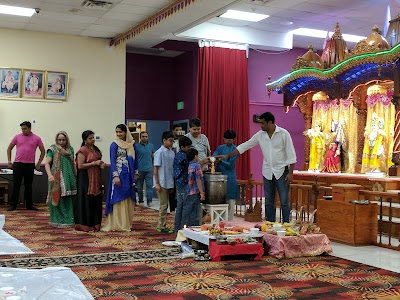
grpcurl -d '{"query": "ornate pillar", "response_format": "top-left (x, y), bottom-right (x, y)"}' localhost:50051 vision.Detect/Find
top-left (296, 94), bottom-right (313, 170)
top-left (356, 108), bottom-right (367, 165)
top-left (352, 86), bottom-right (367, 172)
top-left (389, 65), bottom-right (400, 175)
top-left (303, 114), bottom-right (312, 167)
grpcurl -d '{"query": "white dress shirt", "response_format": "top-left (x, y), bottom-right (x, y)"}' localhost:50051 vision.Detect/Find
top-left (236, 125), bottom-right (297, 180)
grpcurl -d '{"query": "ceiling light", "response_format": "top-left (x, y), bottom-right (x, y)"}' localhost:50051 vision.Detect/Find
top-left (219, 10), bottom-right (269, 22)
top-left (0, 4), bottom-right (36, 17)
top-left (291, 28), bottom-right (366, 43)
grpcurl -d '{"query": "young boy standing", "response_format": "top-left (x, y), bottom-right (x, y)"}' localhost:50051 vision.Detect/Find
top-left (154, 131), bottom-right (175, 233)
top-left (186, 148), bottom-right (205, 226)
top-left (173, 136), bottom-right (192, 233)
top-left (213, 129), bottom-right (239, 220)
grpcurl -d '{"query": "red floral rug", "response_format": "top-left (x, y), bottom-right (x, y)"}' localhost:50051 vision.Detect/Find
top-left (1, 205), bottom-right (400, 300)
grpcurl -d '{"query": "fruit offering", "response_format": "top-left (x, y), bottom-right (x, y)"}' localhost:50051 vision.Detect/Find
top-left (209, 229), bottom-right (222, 235)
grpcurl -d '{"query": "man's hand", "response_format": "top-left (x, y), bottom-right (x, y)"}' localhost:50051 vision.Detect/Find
top-left (285, 173), bottom-right (293, 185)
top-left (155, 183), bottom-right (161, 192)
top-left (7, 162), bottom-right (12, 169)
top-left (35, 163), bottom-right (41, 171)
top-left (48, 175), bottom-right (55, 182)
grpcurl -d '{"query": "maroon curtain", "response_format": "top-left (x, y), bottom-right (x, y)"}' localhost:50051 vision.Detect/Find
top-left (196, 46), bottom-right (250, 179)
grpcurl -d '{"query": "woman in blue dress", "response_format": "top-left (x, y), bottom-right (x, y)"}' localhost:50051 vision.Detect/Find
top-left (213, 130), bottom-right (239, 220)
top-left (101, 124), bottom-right (138, 231)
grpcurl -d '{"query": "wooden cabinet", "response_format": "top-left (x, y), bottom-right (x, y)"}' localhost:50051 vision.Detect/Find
top-left (331, 184), bottom-right (363, 202)
top-left (317, 199), bottom-right (378, 245)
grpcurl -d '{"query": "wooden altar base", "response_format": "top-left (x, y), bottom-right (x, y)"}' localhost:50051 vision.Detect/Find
top-left (293, 171), bottom-right (400, 191)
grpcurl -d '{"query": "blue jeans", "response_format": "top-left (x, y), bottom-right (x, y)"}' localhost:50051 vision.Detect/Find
top-left (174, 187), bottom-right (187, 233)
top-left (263, 167), bottom-right (290, 223)
top-left (184, 194), bottom-right (200, 226)
top-left (137, 170), bottom-right (153, 205)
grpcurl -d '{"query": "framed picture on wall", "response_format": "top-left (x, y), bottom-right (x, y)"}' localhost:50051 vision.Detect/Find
top-left (45, 71), bottom-right (69, 100)
top-left (22, 69), bottom-right (45, 99)
top-left (0, 68), bottom-right (22, 97)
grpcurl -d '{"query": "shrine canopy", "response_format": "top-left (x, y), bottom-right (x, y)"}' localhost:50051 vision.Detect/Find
top-left (266, 24), bottom-right (398, 108)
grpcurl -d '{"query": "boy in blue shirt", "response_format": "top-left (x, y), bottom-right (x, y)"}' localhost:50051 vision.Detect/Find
top-left (186, 148), bottom-right (205, 226)
top-left (173, 136), bottom-right (192, 233)
top-left (213, 129), bottom-right (239, 220)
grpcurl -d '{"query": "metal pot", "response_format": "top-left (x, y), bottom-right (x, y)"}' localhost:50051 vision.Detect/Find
top-left (204, 174), bottom-right (227, 204)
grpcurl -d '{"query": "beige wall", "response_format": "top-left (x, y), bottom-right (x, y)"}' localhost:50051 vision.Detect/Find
top-left (0, 28), bottom-right (126, 164)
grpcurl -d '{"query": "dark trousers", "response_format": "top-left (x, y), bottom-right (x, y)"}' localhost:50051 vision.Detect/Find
top-left (9, 162), bottom-right (35, 208)
top-left (169, 187), bottom-right (177, 212)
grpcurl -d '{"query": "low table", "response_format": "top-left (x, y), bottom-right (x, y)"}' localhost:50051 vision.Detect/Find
top-left (208, 241), bottom-right (264, 261)
top-left (263, 233), bottom-right (332, 259)
top-left (183, 228), bottom-right (264, 261)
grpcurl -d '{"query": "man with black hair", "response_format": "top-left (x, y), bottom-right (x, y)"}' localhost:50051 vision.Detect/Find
top-left (7, 121), bottom-right (45, 211)
top-left (224, 112), bottom-right (296, 223)
top-left (172, 124), bottom-right (184, 153)
top-left (136, 131), bottom-right (154, 207)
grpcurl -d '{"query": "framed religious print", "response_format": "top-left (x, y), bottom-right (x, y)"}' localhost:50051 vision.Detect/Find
top-left (22, 69), bottom-right (45, 99)
top-left (45, 71), bottom-right (69, 100)
top-left (0, 68), bottom-right (22, 97)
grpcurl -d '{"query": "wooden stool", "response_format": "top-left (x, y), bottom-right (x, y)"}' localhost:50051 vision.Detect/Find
top-left (0, 181), bottom-right (9, 205)
top-left (202, 204), bottom-right (229, 225)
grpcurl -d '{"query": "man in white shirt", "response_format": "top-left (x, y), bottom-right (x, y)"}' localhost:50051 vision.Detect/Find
top-left (224, 112), bottom-right (296, 223)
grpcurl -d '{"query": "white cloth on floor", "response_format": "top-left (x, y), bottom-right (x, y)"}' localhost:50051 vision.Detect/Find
top-left (0, 230), bottom-right (33, 255)
top-left (0, 267), bottom-right (94, 299)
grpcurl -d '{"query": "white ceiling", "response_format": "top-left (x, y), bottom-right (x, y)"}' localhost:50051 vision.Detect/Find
top-left (0, 0), bottom-right (399, 53)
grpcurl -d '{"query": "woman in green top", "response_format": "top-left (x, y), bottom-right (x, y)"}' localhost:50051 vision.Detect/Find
top-left (45, 131), bottom-right (77, 228)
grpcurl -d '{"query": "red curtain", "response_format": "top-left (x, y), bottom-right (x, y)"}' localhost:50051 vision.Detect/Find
top-left (196, 46), bottom-right (250, 180)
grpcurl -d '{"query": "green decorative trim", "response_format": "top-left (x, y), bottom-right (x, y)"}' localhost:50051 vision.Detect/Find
top-left (266, 43), bottom-right (400, 90)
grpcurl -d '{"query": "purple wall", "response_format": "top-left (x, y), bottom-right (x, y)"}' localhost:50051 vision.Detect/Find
top-left (126, 54), bottom-right (175, 120)
top-left (247, 48), bottom-right (307, 181)
top-left (125, 51), bottom-right (197, 123)
top-left (171, 51), bottom-right (198, 121)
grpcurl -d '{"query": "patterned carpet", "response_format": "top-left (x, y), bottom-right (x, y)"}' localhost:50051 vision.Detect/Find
top-left (1, 205), bottom-right (400, 299)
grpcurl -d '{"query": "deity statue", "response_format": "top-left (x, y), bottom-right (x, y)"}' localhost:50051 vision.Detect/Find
top-left (362, 112), bottom-right (386, 172)
top-left (304, 121), bottom-right (325, 172)
top-left (321, 119), bottom-right (347, 173)
top-left (320, 142), bottom-right (341, 173)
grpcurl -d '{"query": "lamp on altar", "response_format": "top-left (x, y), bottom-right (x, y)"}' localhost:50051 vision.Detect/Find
top-left (312, 91), bottom-right (329, 101)
top-left (367, 84), bottom-right (387, 95)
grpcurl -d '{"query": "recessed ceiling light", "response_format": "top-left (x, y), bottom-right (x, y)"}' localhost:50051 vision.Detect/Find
top-left (219, 9), bottom-right (269, 22)
top-left (291, 28), bottom-right (366, 43)
top-left (0, 4), bottom-right (36, 17)
top-left (280, 21), bottom-right (293, 26)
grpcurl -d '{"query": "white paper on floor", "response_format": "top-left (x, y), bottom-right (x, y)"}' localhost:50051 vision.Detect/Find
top-left (0, 230), bottom-right (33, 255)
top-left (0, 267), bottom-right (94, 300)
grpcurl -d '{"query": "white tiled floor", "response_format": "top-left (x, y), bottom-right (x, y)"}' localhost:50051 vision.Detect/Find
top-left (148, 198), bottom-right (400, 273)
top-left (330, 242), bottom-right (400, 273)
